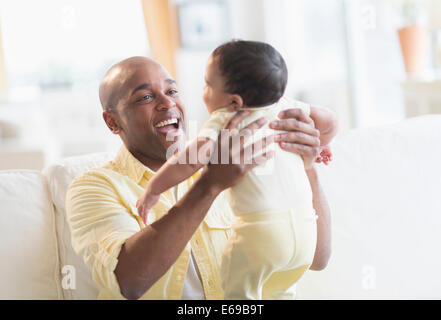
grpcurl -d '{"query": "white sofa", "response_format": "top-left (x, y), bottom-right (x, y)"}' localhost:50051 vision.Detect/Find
top-left (1, 115), bottom-right (440, 300)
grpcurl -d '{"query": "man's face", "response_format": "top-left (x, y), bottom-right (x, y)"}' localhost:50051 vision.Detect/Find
top-left (113, 61), bottom-right (186, 161)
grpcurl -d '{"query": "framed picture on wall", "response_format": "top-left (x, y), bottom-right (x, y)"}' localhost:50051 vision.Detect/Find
top-left (177, 0), bottom-right (230, 50)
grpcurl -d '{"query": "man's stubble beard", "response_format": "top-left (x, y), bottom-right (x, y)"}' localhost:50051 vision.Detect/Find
top-left (141, 130), bottom-right (186, 163)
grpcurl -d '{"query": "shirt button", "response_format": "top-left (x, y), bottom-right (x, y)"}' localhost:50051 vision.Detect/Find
top-left (177, 275), bottom-right (182, 281)
top-left (90, 243), bottom-right (99, 254)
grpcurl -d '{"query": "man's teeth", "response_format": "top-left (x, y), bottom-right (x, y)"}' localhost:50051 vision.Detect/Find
top-left (155, 118), bottom-right (178, 128)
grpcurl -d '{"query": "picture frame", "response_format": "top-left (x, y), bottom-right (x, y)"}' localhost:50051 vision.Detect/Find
top-left (177, 0), bottom-right (230, 50)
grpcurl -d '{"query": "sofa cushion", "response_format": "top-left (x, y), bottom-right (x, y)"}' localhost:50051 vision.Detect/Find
top-left (0, 170), bottom-right (63, 299)
top-left (43, 152), bottom-right (114, 299)
top-left (296, 115), bottom-right (441, 299)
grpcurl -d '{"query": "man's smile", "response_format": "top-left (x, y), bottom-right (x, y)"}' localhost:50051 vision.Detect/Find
top-left (154, 114), bottom-right (184, 137)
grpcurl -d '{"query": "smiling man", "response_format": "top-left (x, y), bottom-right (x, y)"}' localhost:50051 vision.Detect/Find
top-left (99, 58), bottom-right (185, 168)
top-left (65, 56), bottom-right (333, 300)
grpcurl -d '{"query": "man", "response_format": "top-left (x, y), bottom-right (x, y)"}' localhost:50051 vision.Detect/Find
top-left (66, 56), bottom-right (335, 300)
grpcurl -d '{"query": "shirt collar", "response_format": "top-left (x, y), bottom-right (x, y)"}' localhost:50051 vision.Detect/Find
top-left (211, 101), bottom-right (278, 116)
top-left (113, 145), bottom-right (156, 184)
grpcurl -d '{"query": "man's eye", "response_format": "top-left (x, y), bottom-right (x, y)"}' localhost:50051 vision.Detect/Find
top-left (139, 94), bottom-right (152, 102)
top-left (169, 89), bottom-right (178, 95)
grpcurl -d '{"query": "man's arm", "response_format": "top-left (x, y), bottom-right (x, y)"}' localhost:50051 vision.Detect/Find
top-left (115, 111), bottom-right (272, 299)
top-left (115, 171), bottom-right (224, 300)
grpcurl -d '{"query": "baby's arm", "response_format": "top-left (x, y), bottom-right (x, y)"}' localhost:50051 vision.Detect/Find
top-left (309, 106), bottom-right (338, 147)
top-left (137, 137), bottom-right (216, 222)
top-left (309, 106), bottom-right (338, 165)
top-left (149, 137), bottom-right (216, 194)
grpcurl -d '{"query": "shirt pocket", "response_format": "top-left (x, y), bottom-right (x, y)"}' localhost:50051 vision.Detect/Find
top-left (202, 201), bottom-right (234, 268)
top-left (203, 193), bottom-right (234, 232)
top-left (203, 209), bottom-right (232, 229)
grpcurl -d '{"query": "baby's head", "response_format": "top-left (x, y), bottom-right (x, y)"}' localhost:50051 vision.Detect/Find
top-left (203, 40), bottom-right (288, 114)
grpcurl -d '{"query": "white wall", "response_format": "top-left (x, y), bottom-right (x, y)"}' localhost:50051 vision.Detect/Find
top-left (226, 0), bottom-right (265, 41)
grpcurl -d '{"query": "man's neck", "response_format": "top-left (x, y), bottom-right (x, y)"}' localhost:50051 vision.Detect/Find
top-left (129, 148), bottom-right (165, 172)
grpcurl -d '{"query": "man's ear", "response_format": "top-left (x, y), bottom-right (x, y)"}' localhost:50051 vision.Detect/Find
top-left (102, 110), bottom-right (121, 134)
top-left (228, 94), bottom-right (244, 112)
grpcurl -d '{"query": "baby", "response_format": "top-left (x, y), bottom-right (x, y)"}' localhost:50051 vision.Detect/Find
top-left (137, 40), bottom-right (335, 299)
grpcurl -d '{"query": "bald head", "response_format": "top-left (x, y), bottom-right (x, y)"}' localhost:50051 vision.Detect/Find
top-left (99, 56), bottom-right (166, 111)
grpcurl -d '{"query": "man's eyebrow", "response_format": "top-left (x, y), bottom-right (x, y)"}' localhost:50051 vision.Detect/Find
top-left (131, 79), bottom-right (176, 96)
top-left (131, 83), bottom-right (150, 95)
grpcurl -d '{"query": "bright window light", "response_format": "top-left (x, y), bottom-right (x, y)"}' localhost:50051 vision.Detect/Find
top-left (0, 0), bottom-right (149, 90)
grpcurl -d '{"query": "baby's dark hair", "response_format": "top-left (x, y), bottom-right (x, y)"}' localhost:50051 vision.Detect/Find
top-left (211, 40), bottom-right (288, 107)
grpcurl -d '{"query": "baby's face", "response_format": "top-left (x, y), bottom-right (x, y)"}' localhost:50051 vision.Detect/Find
top-left (203, 55), bottom-right (235, 114)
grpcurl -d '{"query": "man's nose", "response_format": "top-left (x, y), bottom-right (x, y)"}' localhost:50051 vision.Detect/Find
top-left (156, 94), bottom-right (176, 110)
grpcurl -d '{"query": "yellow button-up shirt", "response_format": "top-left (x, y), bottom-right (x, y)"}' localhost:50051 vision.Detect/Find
top-left (65, 145), bottom-right (234, 299)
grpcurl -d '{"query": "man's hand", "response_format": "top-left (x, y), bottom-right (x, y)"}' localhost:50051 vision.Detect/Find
top-left (201, 110), bottom-right (275, 192)
top-left (270, 108), bottom-right (321, 169)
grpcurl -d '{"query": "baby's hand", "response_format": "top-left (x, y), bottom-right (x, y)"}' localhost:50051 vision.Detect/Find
top-left (315, 144), bottom-right (333, 166)
top-left (136, 190), bottom-right (161, 223)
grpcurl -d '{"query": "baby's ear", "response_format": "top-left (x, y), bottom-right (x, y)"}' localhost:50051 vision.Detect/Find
top-left (228, 94), bottom-right (244, 112)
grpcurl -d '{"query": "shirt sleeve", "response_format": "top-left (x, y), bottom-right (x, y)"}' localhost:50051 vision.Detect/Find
top-left (65, 172), bottom-right (141, 299)
top-left (197, 111), bottom-right (235, 141)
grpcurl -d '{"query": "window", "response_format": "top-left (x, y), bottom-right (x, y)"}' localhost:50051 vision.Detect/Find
top-left (0, 0), bottom-right (149, 157)
top-left (1, 0), bottom-right (149, 90)
top-left (263, 0), bottom-right (353, 129)
top-left (263, 0), bottom-right (413, 129)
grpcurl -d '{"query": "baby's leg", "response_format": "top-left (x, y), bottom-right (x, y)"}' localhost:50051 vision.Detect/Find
top-left (221, 211), bottom-right (295, 300)
top-left (261, 264), bottom-right (310, 299)
top-left (262, 208), bottom-right (318, 299)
